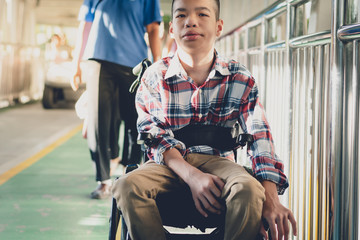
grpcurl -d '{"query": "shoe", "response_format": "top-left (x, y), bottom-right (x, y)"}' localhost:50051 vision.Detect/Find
top-left (90, 183), bottom-right (111, 199)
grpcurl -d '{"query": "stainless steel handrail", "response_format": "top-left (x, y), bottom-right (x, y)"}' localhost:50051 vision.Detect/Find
top-left (289, 31), bottom-right (331, 48)
top-left (264, 2), bottom-right (287, 20)
top-left (330, 0), bottom-right (345, 239)
top-left (264, 41), bottom-right (286, 50)
top-left (337, 23), bottom-right (360, 41)
top-left (289, 0), bottom-right (310, 6)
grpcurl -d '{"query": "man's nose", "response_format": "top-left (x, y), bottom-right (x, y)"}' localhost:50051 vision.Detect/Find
top-left (185, 15), bottom-right (197, 28)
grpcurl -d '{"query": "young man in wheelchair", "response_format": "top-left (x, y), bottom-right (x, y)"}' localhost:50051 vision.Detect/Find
top-left (112, 0), bottom-right (297, 239)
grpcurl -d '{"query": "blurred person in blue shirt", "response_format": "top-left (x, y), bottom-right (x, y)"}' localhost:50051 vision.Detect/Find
top-left (72, 0), bottom-right (162, 199)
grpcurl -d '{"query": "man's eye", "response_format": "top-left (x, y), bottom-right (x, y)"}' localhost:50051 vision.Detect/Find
top-left (176, 14), bottom-right (185, 18)
top-left (199, 13), bottom-right (209, 17)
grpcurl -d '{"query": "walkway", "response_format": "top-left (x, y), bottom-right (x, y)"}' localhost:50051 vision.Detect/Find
top-left (0, 102), bottom-right (118, 239)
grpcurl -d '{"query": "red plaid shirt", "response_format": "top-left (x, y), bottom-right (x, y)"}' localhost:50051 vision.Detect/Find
top-left (136, 52), bottom-right (288, 194)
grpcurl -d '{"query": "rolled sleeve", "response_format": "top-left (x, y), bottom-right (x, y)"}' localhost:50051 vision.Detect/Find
top-left (239, 77), bottom-right (289, 194)
top-left (251, 154), bottom-right (289, 195)
top-left (152, 136), bottom-right (186, 164)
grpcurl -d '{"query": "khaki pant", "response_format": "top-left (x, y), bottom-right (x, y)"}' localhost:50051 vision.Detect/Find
top-left (112, 153), bottom-right (265, 240)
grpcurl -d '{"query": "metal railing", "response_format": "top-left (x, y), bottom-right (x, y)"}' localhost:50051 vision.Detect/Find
top-left (337, 23), bottom-right (360, 41)
top-left (217, 0), bottom-right (360, 239)
top-left (334, 22), bottom-right (360, 240)
top-left (289, 33), bottom-right (331, 240)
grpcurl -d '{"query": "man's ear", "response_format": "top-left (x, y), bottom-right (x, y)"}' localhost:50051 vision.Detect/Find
top-left (169, 21), bottom-right (175, 38)
top-left (216, 19), bottom-right (223, 37)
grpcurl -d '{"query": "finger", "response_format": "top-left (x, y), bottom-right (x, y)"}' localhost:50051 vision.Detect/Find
top-left (212, 176), bottom-right (225, 191)
top-left (194, 197), bottom-right (208, 218)
top-left (203, 192), bottom-right (222, 213)
top-left (200, 195), bottom-right (220, 215)
top-left (71, 76), bottom-right (79, 91)
top-left (259, 222), bottom-right (268, 239)
top-left (276, 217), bottom-right (284, 240)
top-left (268, 219), bottom-right (278, 240)
top-left (288, 213), bottom-right (297, 236)
top-left (74, 75), bottom-right (81, 90)
top-left (283, 215), bottom-right (290, 238)
top-left (70, 80), bottom-right (75, 91)
top-left (209, 182), bottom-right (222, 198)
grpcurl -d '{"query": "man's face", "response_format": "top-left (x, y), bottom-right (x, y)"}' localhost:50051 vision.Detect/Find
top-left (169, 0), bottom-right (223, 55)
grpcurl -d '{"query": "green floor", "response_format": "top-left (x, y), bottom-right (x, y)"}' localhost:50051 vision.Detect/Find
top-left (0, 131), bottom-right (116, 240)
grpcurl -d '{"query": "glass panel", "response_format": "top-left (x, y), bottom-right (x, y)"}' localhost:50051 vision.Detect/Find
top-left (239, 31), bottom-right (245, 49)
top-left (219, 38), bottom-right (226, 56)
top-left (266, 10), bottom-right (287, 44)
top-left (345, 0), bottom-right (360, 24)
top-left (248, 24), bottom-right (262, 48)
top-left (293, 1), bottom-right (312, 37)
top-left (226, 35), bottom-right (235, 56)
top-left (226, 36), bottom-right (230, 56)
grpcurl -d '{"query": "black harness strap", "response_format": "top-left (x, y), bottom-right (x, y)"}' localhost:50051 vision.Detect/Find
top-left (138, 125), bottom-right (254, 151)
top-left (173, 125), bottom-right (238, 151)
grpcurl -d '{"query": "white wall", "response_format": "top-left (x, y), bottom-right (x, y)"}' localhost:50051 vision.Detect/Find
top-left (220, 0), bottom-right (278, 35)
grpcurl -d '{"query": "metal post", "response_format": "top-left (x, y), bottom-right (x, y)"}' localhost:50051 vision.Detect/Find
top-left (338, 22), bottom-right (360, 239)
top-left (329, 0), bottom-right (344, 239)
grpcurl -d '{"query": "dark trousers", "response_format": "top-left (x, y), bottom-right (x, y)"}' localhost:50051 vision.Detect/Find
top-left (88, 60), bottom-right (141, 182)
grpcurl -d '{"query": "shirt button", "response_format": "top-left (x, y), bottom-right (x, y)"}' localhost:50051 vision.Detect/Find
top-left (199, 114), bottom-right (203, 118)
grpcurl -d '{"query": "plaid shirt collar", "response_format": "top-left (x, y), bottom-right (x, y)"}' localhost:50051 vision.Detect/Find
top-left (164, 50), bottom-right (231, 81)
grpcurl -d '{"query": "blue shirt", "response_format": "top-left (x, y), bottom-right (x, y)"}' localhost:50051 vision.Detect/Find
top-left (78, 0), bottom-right (162, 67)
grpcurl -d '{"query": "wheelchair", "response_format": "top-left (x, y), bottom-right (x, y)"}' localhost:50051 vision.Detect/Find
top-left (108, 125), bottom-right (259, 240)
top-left (108, 59), bottom-right (267, 240)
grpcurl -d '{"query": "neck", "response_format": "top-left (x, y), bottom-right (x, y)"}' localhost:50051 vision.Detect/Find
top-left (177, 47), bottom-right (215, 69)
top-left (177, 48), bottom-right (215, 86)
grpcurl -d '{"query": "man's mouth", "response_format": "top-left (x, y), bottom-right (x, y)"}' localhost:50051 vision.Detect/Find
top-left (183, 32), bottom-right (202, 40)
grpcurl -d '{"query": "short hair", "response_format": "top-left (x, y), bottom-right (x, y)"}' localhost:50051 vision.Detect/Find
top-left (171, 0), bottom-right (220, 20)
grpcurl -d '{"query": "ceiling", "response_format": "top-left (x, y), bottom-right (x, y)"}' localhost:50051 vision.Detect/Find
top-left (35, 0), bottom-right (172, 27)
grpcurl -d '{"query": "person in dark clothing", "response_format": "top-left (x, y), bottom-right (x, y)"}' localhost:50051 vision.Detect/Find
top-left (72, 0), bottom-right (162, 199)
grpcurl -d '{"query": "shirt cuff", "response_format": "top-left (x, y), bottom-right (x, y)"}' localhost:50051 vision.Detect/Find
top-left (252, 157), bottom-right (289, 195)
top-left (152, 136), bottom-right (187, 164)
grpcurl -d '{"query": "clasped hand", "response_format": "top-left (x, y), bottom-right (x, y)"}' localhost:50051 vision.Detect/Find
top-left (186, 171), bottom-right (298, 240)
top-left (185, 169), bottom-right (225, 218)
